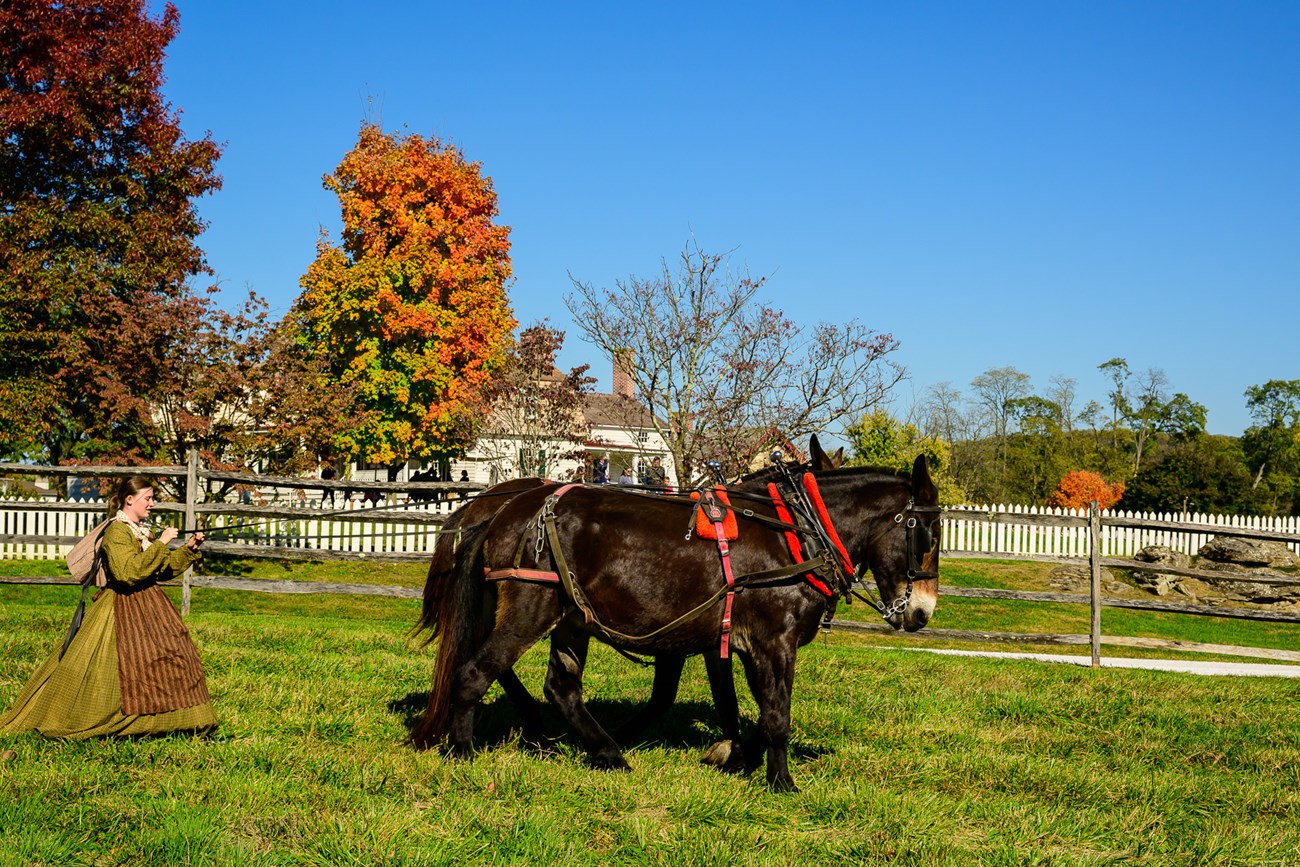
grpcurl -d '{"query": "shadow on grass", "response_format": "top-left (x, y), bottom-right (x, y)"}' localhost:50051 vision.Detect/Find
top-left (387, 690), bottom-right (831, 763)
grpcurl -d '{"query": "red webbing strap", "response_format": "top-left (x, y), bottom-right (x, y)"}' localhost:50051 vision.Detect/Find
top-left (701, 490), bottom-right (737, 659)
top-left (800, 473), bottom-right (854, 576)
top-left (767, 483), bottom-right (832, 598)
top-left (489, 483), bottom-right (579, 588)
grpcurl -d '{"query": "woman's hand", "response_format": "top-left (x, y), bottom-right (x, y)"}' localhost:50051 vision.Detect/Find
top-left (185, 531), bottom-right (205, 551)
top-left (159, 526), bottom-right (179, 544)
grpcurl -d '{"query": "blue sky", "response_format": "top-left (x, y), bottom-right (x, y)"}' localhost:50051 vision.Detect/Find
top-left (158, 1), bottom-right (1298, 437)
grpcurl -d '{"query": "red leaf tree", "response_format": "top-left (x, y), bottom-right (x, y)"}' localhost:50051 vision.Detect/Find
top-left (0, 0), bottom-right (223, 464)
top-left (1047, 470), bottom-right (1125, 511)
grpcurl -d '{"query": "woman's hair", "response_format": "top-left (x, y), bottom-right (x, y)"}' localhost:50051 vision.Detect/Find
top-left (107, 475), bottom-right (154, 517)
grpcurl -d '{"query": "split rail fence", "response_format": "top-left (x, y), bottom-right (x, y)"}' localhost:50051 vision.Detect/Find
top-left (0, 455), bottom-right (475, 613)
top-left (2, 456), bottom-right (1298, 667)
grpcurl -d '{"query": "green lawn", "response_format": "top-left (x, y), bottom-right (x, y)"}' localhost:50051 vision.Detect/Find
top-left (1, 559), bottom-right (1298, 865)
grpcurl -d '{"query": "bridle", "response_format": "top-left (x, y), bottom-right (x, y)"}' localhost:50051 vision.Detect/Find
top-left (852, 499), bottom-right (942, 621)
top-left (758, 455), bottom-right (941, 625)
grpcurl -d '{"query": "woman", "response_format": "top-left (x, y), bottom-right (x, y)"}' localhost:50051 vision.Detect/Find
top-left (0, 476), bottom-right (214, 739)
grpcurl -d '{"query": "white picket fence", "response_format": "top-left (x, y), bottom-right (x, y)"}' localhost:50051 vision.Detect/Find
top-left (944, 505), bottom-right (1300, 558)
top-left (3, 496), bottom-right (1298, 562)
top-left (0, 497), bottom-right (459, 561)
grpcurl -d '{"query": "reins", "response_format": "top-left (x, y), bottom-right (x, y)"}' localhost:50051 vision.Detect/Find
top-left (168, 486), bottom-right (525, 539)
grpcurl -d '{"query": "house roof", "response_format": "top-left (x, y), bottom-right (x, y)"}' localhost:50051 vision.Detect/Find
top-left (582, 392), bottom-right (659, 430)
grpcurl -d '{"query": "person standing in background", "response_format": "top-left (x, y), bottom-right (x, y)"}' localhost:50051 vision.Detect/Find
top-left (592, 453), bottom-right (610, 485)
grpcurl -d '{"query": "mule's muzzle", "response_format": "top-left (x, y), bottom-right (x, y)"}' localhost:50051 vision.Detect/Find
top-left (903, 577), bottom-right (939, 632)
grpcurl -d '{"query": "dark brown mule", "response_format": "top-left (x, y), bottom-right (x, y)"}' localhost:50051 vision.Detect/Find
top-left (414, 476), bottom-right (747, 755)
top-left (415, 454), bottom-right (939, 791)
top-left (616, 437), bottom-right (846, 758)
top-left (413, 441), bottom-right (848, 758)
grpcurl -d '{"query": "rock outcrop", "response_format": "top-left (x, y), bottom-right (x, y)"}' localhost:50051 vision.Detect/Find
top-left (1128, 538), bottom-right (1300, 605)
top-left (1198, 537), bottom-right (1300, 569)
top-left (1131, 546), bottom-right (1191, 597)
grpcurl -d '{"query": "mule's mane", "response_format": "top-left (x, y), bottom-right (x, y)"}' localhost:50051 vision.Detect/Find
top-left (736, 463), bottom-right (912, 486)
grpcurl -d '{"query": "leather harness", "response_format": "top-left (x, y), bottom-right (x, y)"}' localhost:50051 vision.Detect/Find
top-left (483, 476), bottom-right (856, 659)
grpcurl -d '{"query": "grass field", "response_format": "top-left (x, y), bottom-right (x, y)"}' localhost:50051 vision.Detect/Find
top-left (1, 557), bottom-right (1298, 866)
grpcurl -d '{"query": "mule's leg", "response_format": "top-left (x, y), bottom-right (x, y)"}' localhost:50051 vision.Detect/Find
top-left (736, 644), bottom-right (800, 792)
top-left (699, 654), bottom-right (750, 774)
top-left (445, 589), bottom-right (560, 757)
top-left (496, 667), bottom-right (548, 749)
top-left (543, 628), bottom-right (630, 771)
top-left (615, 653), bottom-right (686, 746)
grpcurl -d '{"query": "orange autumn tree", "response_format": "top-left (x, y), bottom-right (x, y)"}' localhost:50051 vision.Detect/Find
top-left (294, 123), bottom-right (515, 469)
top-left (1047, 470), bottom-right (1125, 511)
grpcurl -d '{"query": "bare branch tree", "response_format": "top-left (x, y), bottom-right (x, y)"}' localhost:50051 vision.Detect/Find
top-left (971, 365), bottom-right (1032, 488)
top-left (476, 322), bottom-right (594, 481)
top-left (1130, 366), bottom-right (1170, 473)
top-left (1048, 375), bottom-right (1078, 434)
top-left (566, 242), bottom-right (904, 485)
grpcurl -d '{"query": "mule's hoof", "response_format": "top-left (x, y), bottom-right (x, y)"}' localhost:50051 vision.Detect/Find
top-left (442, 742), bottom-right (474, 760)
top-left (701, 740), bottom-right (747, 774)
top-left (768, 774), bottom-right (799, 794)
top-left (590, 753), bottom-right (632, 772)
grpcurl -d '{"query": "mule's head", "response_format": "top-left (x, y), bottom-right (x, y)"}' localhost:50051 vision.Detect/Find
top-left (862, 454), bottom-right (941, 632)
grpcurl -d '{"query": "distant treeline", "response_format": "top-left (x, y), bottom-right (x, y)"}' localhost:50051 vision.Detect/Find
top-left (845, 364), bottom-right (1299, 517)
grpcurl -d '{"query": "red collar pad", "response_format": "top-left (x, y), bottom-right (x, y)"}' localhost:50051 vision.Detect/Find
top-left (799, 473), bottom-right (855, 577)
top-left (767, 483), bottom-right (832, 597)
top-left (689, 487), bottom-right (738, 540)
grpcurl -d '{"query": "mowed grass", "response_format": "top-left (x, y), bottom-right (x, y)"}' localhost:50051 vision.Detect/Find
top-left (0, 559), bottom-right (1298, 866)
top-left (835, 558), bottom-right (1300, 663)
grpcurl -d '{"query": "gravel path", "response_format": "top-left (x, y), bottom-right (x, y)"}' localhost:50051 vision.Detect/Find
top-left (887, 647), bottom-right (1300, 678)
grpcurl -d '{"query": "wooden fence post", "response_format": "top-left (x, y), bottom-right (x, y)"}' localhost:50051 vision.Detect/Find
top-left (1089, 500), bottom-right (1102, 668)
top-left (181, 449), bottom-right (198, 616)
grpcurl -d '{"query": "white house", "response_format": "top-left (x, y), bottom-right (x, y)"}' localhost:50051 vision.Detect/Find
top-left (348, 357), bottom-right (677, 489)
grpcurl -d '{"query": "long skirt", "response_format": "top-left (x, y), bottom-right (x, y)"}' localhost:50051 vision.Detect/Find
top-left (0, 590), bottom-right (216, 739)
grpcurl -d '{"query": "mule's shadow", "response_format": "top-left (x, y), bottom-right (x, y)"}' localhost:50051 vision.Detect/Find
top-left (387, 691), bottom-right (830, 762)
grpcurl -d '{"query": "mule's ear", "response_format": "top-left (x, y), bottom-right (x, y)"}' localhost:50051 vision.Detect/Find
top-left (810, 434), bottom-right (829, 469)
top-left (912, 454), bottom-right (938, 503)
top-left (831, 447), bottom-right (844, 469)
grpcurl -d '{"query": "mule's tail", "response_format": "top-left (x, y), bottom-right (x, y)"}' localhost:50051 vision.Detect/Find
top-left (411, 504), bottom-right (469, 645)
top-left (410, 517), bottom-right (490, 749)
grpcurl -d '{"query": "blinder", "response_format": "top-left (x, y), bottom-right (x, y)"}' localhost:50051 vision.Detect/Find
top-left (903, 504), bottom-right (942, 581)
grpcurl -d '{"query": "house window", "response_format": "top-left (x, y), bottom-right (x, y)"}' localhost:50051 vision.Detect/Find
top-left (518, 448), bottom-right (547, 477)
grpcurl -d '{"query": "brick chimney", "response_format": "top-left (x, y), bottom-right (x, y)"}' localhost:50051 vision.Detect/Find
top-left (612, 349), bottom-right (635, 399)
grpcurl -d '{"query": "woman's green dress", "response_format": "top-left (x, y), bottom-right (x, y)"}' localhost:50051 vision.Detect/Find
top-left (0, 519), bottom-right (216, 739)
